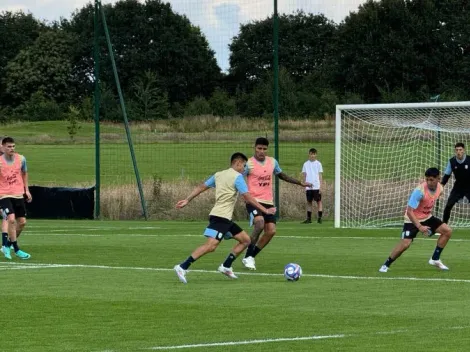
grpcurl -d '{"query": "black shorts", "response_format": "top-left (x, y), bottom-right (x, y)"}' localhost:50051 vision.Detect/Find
top-left (401, 216), bottom-right (443, 240)
top-left (306, 190), bottom-right (321, 202)
top-left (203, 216), bottom-right (243, 241)
top-left (0, 197), bottom-right (26, 218)
top-left (446, 187), bottom-right (470, 206)
top-left (246, 202), bottom-right (276, 224)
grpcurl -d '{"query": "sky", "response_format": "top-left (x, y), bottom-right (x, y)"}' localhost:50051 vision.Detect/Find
top-left (1, 0), bottom-right (368, 71)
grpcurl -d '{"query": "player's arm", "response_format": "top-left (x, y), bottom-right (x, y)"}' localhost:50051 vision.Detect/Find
top-left (235, 175), bottom-right (276, 215)
top-left (406, 189), bottom-right (429, 235)
top-left (276, 159), bottom-right (311, 187)
top-left (176, 175), bottom-right (213, 209)
top-left (318, 172), bottom-right (323, 193)
top-left (441, 160), bottom-right (452, 186)
top-left (278, 172), bottom-right (311, 187)
top-left (21, 156), bottom-right (32, 202)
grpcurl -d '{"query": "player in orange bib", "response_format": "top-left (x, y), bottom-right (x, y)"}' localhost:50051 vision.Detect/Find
top-left (0, 137), bottom-right (32, 260)
top-left (379, 167), bottom-right (452, 272)
top-left (242, 137), bottom-right (311, 270)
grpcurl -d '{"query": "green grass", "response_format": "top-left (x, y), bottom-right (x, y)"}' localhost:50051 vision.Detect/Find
top-left (19, 142), bottom-right (335, 185)
top-left (2, 220), bottom-right (470, 351)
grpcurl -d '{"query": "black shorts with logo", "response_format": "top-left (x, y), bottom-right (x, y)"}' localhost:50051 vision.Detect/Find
top-left (401, 216), bottom-right (443, 240)
top-left (204, 216), bottom-right (243, 241)
top-left (0, 197), bottom-right (27, 218)
top-left (306, 190), bottom-right (321, 202)
top-left (246, 202), bottom-right (276, 224)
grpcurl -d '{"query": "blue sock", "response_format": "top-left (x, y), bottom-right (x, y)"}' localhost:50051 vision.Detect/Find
top-left (223, 253), bottom-right (236, 268)
top-left (432, 246), bottom-right (444, 260)
top-left (180, 256), bottom-right (195, 270)
top-left (1, 232), bottom-right (7, 247)
top-left (11, 241), bottom-right (19, 252)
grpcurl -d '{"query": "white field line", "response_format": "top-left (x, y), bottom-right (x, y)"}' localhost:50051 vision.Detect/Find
top-left (144, 325), bottom-right (470, 350)
top-left (146, 334), bottom-right (345, 350)
top-left (18, 232), bottom-right (470, 242)
top-left (0, 262), bottom-right (469, 284)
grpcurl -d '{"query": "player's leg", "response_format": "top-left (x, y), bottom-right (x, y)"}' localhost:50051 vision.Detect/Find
top-left (174, 216), bottom-right (227, 283)
top-left (379, 223), bottom-right (417, 272)
top-left (10, 199), bottom-right (30, 259)
top-left (302, 191), bottom-right (313, 223)
top-left (1, 209), bottom-right (11, 259)
top-left (250, 217), bottom-right (277, 265)
top-left (218, 224), bottom-right (250, 279)
top-left (243, 204), bottom-right (265, 269)
top-left (314, 191), bottom-right (323, 224)
top-left (427, 217), bottom-right (452, 270)
top-left (442, 188), bottom-right (463, 223)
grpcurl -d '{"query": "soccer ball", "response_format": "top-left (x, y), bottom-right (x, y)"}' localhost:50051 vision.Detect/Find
top-left (284, 263), bottom-right (302, 281)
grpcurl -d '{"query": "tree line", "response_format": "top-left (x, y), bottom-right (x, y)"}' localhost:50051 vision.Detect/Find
top-left (0, 0), bottom-right (469, 122)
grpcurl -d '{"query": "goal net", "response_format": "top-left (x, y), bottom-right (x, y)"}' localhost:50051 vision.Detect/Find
top-left (335, 101), bottom-right (470, 228)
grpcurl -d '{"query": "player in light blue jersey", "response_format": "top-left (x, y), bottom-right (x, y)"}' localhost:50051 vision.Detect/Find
top-left (173, 152), bottom-right (277, 284)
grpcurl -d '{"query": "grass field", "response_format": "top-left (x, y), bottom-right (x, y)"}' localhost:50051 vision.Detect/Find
top-left (2, 220), bottom-right (470, 352)
top-left (18, 142), bottom-right (335, 185)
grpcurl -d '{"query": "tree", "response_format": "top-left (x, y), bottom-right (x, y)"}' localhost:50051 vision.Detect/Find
top-left (132, 70), bottom-right (168, 120)
top-left (228, 12), bottom-right (336, 92)
top-left (330, 0), bottom-right (470, 102)
top-left (4, 29), bottom-right (76, 105)
top-left (63, 0), bottom-right (222, 105)
top-left (0, 11), bottom-right (44, 104)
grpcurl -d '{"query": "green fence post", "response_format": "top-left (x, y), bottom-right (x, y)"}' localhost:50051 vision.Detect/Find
top-left (94, 0), bottom-right (101, 219)
top-left (273, 0), bottom-right (280, 218)
top-left (99, 3), bottom-right (149, 220)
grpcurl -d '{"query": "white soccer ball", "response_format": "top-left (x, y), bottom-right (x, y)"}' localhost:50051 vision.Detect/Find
top-left (284, 263), bottom-right (302, 281)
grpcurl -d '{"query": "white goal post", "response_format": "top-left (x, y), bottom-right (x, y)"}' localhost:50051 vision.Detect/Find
top-left (335, 101), bottom-right (470, 228)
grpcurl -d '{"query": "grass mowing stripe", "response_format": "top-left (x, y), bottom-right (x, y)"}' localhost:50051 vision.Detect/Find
top-left (1, 262), bottom-right (469, 283)
top-left (144, 325), bottom-right (470, 351)
top-left (21, 232), bottom-right (470, 242)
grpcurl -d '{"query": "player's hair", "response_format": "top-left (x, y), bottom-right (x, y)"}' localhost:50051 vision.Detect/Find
top-left (231, 152), bottom-right (248, 163)
top-left (424, 167), bottom-right (440, 177)
top-left (309, 148), bottom-right (317, 154)
top-left (2, 137), bottom-right (14, 145)
top-left (455, 142), bottom-right (465, 149)
top-left (255, 137), bottom-right (269, 147)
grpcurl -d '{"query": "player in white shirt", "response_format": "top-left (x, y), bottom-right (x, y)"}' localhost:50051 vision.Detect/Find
top-left (301, 148), bottom-right (323, 223)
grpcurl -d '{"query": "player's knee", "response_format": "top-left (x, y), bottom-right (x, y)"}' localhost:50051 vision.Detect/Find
top-left (241, 235), bottom-right (251, 248)
top-left (442, 226), bottom-right (452, 238)
top-left (7, 218), bottom-right (16, 226)
top-left (17, 218), bottom-right (26, 227)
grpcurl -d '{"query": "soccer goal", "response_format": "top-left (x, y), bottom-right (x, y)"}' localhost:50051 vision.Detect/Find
top-left (335, 101), bottom-right (470, 228)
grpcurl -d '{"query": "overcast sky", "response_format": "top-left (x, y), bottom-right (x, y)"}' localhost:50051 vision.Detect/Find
top-left (1, 0), bottom-right (367, 70)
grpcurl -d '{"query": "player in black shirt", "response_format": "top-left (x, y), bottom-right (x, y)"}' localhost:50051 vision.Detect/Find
top-left (441, 142), bottom-right (470, 223)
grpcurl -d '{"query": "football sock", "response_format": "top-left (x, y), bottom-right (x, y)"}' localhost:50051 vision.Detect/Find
top-left (252, 245), bottom-right (262, 258)
top-left (384, 257), bottom-right (395, 267)
top-left (245, 244), bottom-right (256, 258)
top-left (223, 253), bottom-right (236, 267)
top-left (318, 211), bottom-right (323, 219)
top-left (1, 232), bottom-right (7, 247)
top-left (432, 246), bottom-right (444, 260)
top-left (307, 211), bottom-right (312, 220)
top-left (180, 256), bottom-right (195, 270)
top-left (11, 241), bottom-right (19, 252)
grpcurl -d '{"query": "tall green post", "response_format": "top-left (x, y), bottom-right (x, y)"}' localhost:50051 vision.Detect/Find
top-left (100, 4), bottom-right (149, 219)
top-left (273, 0), bottom-right (280, 217)
top-left (94, 0), bottom-right (101, 219)
top-left (431, 94), bottom-right (441, 214)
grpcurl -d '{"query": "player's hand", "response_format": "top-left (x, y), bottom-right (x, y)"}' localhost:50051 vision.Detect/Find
top-left (25, 190), bottom-right (32, 203)
top-left (175, 199), bottom-right (189, 209)
top-left (419, 225), bottom-right (432, 236)
top-left (265, 207), bottom-right (277, 215)
top-left (301, 181), bottom-right (313, 188)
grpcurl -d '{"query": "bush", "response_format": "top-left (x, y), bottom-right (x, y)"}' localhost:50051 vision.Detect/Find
top-left (16, 91), bottom-right (63, 121)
